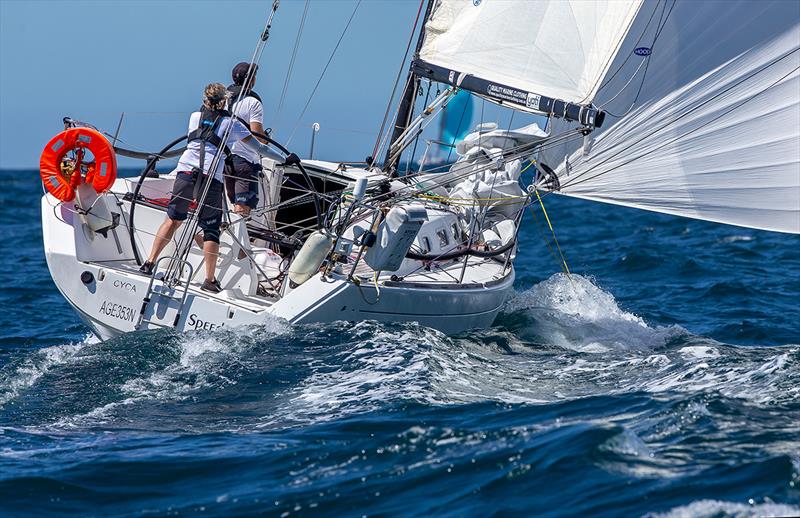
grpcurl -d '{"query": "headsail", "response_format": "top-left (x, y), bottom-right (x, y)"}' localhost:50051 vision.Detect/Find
top-left (545, 0), bottom-right (800, 234)
top-left (414, 0), bottom-right (642, 118)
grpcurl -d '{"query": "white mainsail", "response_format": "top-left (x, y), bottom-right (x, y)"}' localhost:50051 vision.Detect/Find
top-left (418, 0), bottom-right (643, 107)
top-left (545, 0), bottom-right (800, 234)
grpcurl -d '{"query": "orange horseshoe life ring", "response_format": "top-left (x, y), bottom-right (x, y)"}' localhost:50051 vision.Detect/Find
top-left (39, 127), bottom-right (117, 202)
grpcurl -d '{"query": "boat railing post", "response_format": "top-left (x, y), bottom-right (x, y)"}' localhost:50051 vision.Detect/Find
top-left (137, 255), bottom-right (194, 329)
top-left (309, 123), bottom-right (320, 159)
top-left (458, 198), bottom-right (481, 284)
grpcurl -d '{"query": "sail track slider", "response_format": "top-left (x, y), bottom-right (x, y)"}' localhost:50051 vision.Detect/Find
top-left (136, 256), bottom-right (194, 329)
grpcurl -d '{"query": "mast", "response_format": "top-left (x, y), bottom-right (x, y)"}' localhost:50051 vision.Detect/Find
top-left (383, 0), bottom-right (434, 176)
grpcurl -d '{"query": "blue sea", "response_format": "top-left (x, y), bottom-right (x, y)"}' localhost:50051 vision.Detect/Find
top-left (1, 171), bottom-right (799, 517)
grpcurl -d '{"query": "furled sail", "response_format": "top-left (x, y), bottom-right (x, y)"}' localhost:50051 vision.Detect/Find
top-left (414, 0), bottom-right (642, 116)
top-left (546, 0), bottom-right (800, 234)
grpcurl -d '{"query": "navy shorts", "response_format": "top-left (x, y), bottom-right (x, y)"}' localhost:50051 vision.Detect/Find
top-left (167, 171), bottom-right (224, 243)
top-left (224, 154), bottom-right (260, 209)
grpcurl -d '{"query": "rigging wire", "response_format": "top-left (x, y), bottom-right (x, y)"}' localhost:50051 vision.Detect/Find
top-left (274, 0), bottom-right (310, 132)
top-left (166, 1), bottom-right (280, 283)
top-left (600, 0), bottom-right (676, 118)
top-left (372, 73), bottom-right (415, 166)
top-left (370, 0), bottom-right (427, 162)
top-left (376, 129), bottom-right (584, 205)
top-left (575, 0), bottom-right (649, 106)
top-left (596, 0), bottom-right (666, 93)
top-left (286, 0), bottom-right (362, 146)
top-left (526, 199), bottom-right (566, 276)
top-left (403, 80), bottom-right (431, 175)
top-left (444, 92), bottom-right (472, 163)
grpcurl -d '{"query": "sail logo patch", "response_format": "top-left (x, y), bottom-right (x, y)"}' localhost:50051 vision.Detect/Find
top-left (634, 47), bottom-right (652, 56)
top-left (526, 93), bottom-right (541, 111)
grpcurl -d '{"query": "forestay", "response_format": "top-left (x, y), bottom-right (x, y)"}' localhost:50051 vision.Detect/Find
top-left (417, 0), bottom-right (642, 108)
top-left (547, 0), bottom-right (800, 234)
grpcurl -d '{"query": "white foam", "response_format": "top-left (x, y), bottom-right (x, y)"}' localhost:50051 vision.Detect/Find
top-left (0, 334), bottom-right (93, 406)
top-left (123, 320), bottom-right (288, 400)
top-left (267, 323), bottom-right (436, 426)
top-left (505, 273), bottom-right (684, 351)
top-left (720, 235), bottom-right (754, 243)
top-left (646, 499), bottom-right (800, 518)
top-left (678, 346), bottom-right (720, 359)
top-left (635, 349), bottom-right (798, 404)
top-left (54, 320), bottom-right (290, 428)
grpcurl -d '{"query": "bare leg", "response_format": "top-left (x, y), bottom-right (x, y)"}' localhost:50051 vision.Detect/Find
top-left (233, 204), bottom-right (251, 216)
top-left (203, 241), bottom-right (219, 282)
top-left (147, 218), bottom-right (182, 263)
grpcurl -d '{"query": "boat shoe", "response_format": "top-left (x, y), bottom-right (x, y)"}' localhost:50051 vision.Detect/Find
top-left (201, 278), bottom-right (222, 293)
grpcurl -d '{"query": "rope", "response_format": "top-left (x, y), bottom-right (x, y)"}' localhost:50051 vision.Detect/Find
top-left (533, 186), bottom-right (570, 276)
top-left (526, 201), bottom-right (563, 276)
top-left (416, 193), bottom-right (529, 204)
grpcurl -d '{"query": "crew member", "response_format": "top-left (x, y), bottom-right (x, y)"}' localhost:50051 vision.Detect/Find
top-left (226, 62), bottom-right (268, 216)
top-left (139, 82), bottom-right (299, 293)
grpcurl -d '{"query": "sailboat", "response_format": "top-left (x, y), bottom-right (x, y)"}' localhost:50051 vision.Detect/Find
top-left (40, 0), bottom-right (799, 340)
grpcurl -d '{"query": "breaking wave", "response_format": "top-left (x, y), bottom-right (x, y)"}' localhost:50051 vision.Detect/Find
top-left (1, 273), bottom-right (797, 515)
top-left (646, 500), bottom-right (800, 518)
top-left (1, 274), bottom-right (795, 431)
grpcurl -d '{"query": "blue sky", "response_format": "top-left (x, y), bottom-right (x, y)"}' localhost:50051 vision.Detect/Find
top-left (0, 0), bottom-right (525, 170)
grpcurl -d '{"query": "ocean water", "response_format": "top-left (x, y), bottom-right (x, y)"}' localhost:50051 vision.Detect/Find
top-left (1, 171), bottom-right (799, 517)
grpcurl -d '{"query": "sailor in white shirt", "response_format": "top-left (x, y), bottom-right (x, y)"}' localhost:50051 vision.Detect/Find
top-left (225, 62), bottom-right (269, 216)
top-left (139, 83), bottom-right (294, 293)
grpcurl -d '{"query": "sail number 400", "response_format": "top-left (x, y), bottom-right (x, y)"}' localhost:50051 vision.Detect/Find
top-left (99, 300), bottom-right (136, 323)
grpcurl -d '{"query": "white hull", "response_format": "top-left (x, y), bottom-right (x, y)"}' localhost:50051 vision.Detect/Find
top-left (42, 175), bottom-right (515, 339)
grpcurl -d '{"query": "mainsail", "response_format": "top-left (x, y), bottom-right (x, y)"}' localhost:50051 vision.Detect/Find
top-left (545, 0), bottom-right (800, 234)
top-left (414, 0), bottom-right (642, 119)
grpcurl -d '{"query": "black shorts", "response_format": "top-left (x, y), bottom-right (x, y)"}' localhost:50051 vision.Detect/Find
top-left (167, 171), bottom-right (224, 243)
top-left (224, 154), bottom-right (261, 208)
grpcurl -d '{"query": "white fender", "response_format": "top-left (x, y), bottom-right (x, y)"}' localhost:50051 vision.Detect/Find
top-left (288, 231), bottom-right (333, 287)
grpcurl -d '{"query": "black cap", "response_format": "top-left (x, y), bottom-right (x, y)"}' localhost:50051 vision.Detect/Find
top-left (232, 62), bottom-right (258, 85)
